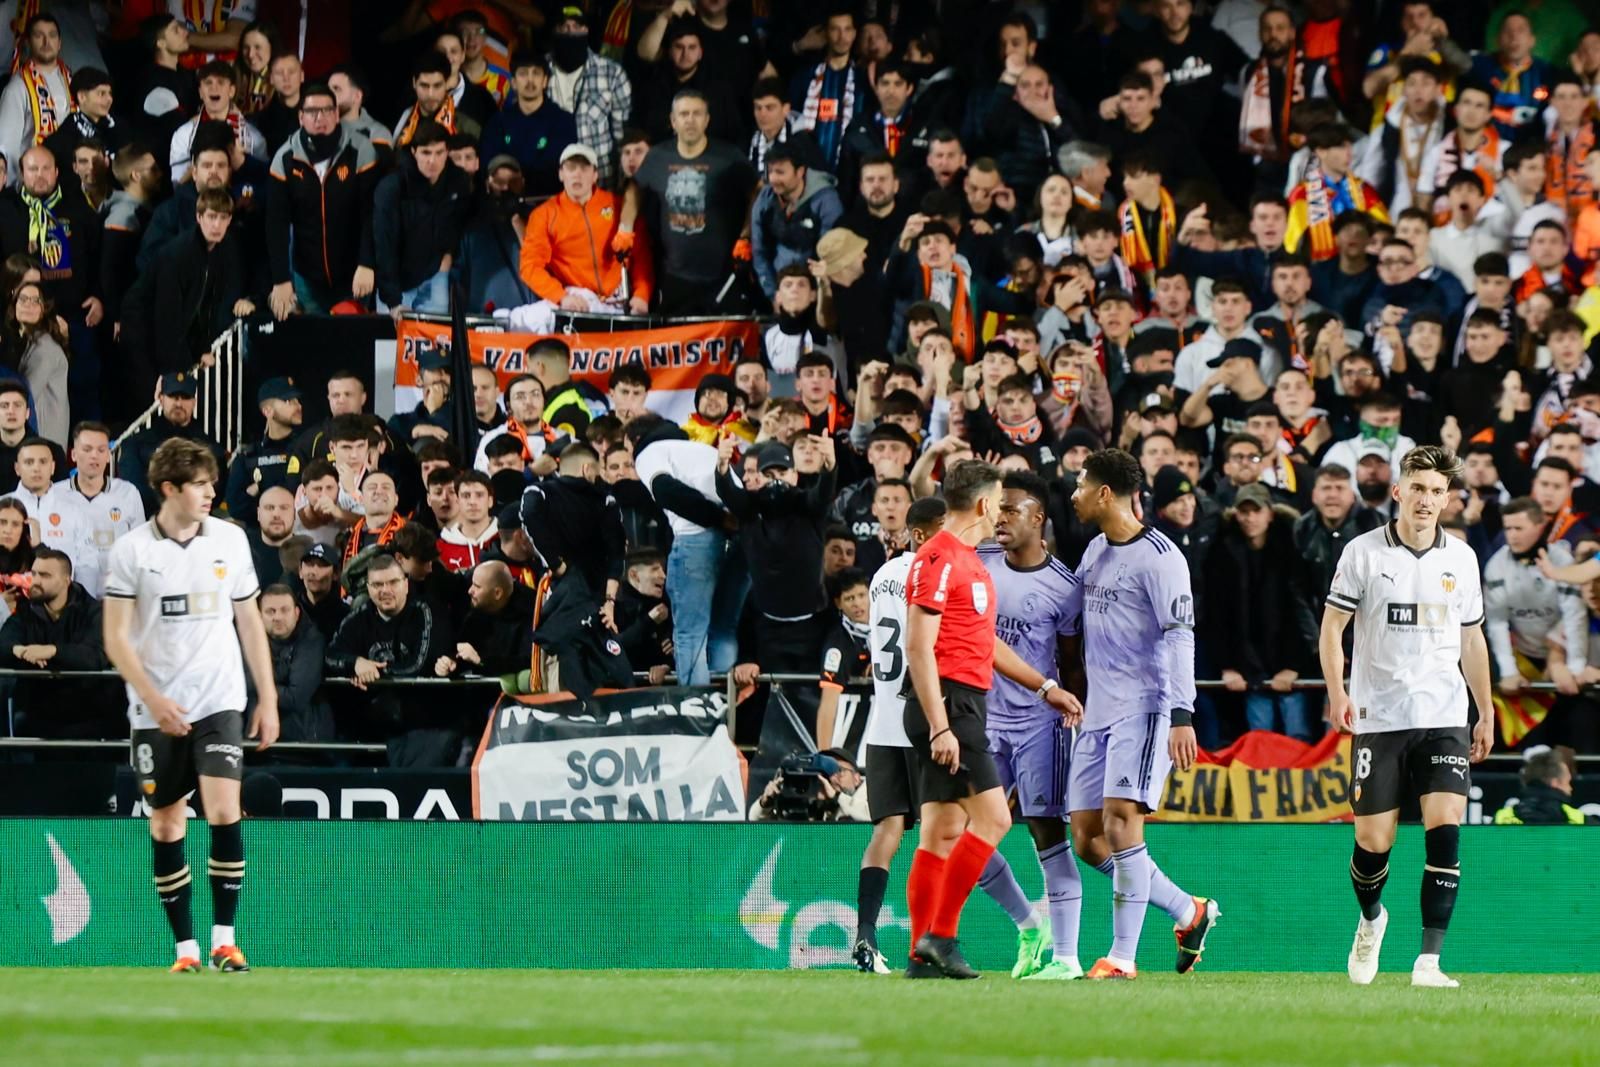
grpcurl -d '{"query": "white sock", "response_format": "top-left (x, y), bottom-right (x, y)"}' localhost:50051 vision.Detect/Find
top-left (1106, 953), bottom-right (1136, 971)
top-left (1173, 898), bottom-right (1197, 929)
top-left (1415, 953), bottom-right (1440, 969)
top-left (211, 925), bottom-right (235, 952)
top-left (176, 938), bottom-right (200, 962)
top-left (1018, 909), bottom-right (1042, 931)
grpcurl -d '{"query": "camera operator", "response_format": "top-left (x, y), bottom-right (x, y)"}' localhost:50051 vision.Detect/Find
top-left (750, 748), bottom-right (870, 822)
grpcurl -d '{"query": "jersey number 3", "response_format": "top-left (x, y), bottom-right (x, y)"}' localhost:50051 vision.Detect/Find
top-left (873, 618), bottom-right (903, 683)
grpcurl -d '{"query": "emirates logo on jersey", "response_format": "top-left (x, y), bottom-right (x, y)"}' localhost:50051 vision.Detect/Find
top-left (212, 560), bottom-right (228, 580)
top-left (1440, 572), bottom-right (1457, 594)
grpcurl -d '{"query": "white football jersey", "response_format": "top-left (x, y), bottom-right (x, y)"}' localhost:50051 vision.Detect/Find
top-left (105, 518), bottom-right (260, 729)
top-left (39, 476), bottom-right (145, 598)
top-left (1326, 523), bottom-right (1484, 734)
top-left (864, 553), bottom-right (913, 749)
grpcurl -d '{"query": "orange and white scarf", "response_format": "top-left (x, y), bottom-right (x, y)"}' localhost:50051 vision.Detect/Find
top-left (19, 59), bottom-right (70, 143)
top-left (398, 94), bottom-right (456, 145)
top-left (1238, 49), bottom-right (1306, 162)
top-left (1428, 126), bottom-right (1502, 224)
top-left (921, 261), bottom-right (975, 359)
top-left (1118, 189), bottom-right (1176, 290)
top-left (1546, 122), bottom-right (1597, 219)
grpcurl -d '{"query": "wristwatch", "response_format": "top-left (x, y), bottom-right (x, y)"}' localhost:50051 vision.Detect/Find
top-left (1035, 678), bottom-right (1058, 700)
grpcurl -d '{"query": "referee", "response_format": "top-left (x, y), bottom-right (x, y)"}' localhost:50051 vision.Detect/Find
top-left (1319, 445), bottom-right (1493, 989)
top-left (902, 461), bottom-right (1079, 979)
top-left (103, 439), bottom-right (279, 974)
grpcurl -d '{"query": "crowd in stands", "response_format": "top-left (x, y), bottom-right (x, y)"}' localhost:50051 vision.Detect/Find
top-left (3, 0), bottom-right (1600, 766)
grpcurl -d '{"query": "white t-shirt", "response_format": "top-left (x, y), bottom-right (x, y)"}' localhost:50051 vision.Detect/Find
top-left (633, 438), bottom-right (721, 538)
top-left (105, 517), bottom-right (260, 729)
top-left (864, 553), bottom-right (912, 749)
top-left (1326, 523), bottom-right (1484, 734)
top-left (38, 476), bottom-right (146, 598)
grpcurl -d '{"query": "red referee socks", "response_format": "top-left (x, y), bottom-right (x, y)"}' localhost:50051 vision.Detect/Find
top-left (930, 832), bottom-right (996, 939)
top-left (906, 847), bottom-right (946, 951)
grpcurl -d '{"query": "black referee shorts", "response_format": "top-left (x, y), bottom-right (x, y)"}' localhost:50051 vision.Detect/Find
top-left (1350, 726), bottom-right (1471, 816)
top-left (866, 743), bottom-right (920, 826)
top-left (131, 710), bottom-right (245, 811)
top-left (903, 679), bottom-right (1002, 804)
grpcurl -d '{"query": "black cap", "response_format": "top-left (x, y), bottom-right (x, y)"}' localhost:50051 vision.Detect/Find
top-left (1206, 337), bottom-right (1263, 368)
top-left (160, 372), bottom-right (198, 396)
top-left (867, 423), bottom-right (917, 450)
top-left (1061, 427), bottom-right (1101, 452)
top-left (497, 502), bottom-right (522, 529)
top-left (759, 442), bottom-right (794, 471)
top-left (695, 373), bottom-right (739, 406)
top-left (1097, 287), bottom-right (1136, 306)
top-left (418, 350), bottom-right (451, 372)
top-left (1244, 399), bottom-right (1282, 422)
top-left (1127, 328), bottom-right (1180, 359)
top-left (256, 376), bottom-right (301, 404)
top-left (1152, 465), bottom-right (1195, 511)
top-left (301, 543), bottom-right (336, 566)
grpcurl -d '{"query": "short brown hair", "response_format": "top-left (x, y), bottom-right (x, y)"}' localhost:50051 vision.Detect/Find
top-left (195, 187), bottom-right (234, 216)
top-left (148, 438), bottom-right (219, 495)
top-left (1399, 444), bottom-right (1463, 484)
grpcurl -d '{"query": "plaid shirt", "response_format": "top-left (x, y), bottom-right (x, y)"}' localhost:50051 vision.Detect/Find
top-left (554, 52), bottom-right (631, 189)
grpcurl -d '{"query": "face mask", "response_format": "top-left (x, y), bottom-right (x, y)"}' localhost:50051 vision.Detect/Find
top-left (1360, 420), bottom-right (1398, 446)
top-left (305, 130), bottom-right (340, 162)
top-left (553, 34), bottom-right (588, 73)
top-left (1052, 369), bottom-right (1081, 404)
top-left (776, 309), bottom-right (813, 336)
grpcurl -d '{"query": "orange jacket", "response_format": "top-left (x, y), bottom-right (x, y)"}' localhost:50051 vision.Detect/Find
top-left (519, 189), bottom-right (653, 305)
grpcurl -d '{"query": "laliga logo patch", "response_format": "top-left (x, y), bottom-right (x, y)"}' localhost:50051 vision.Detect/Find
top-left (212, 559), bottom-right (228, 580)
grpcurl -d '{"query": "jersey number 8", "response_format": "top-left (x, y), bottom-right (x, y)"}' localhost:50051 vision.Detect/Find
top-left (136, 743), bottom-right (155, 776)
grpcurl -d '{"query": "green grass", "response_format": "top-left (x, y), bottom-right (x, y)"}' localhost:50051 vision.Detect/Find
top-left (3, 969), bottom-right (1599, 1067)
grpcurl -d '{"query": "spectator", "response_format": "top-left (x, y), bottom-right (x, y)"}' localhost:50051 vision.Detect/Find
top-left (544, 8), bottom-right (631, 191)
top-left (978, 63), bottom-right (1070, 207)
top-left (452, 10), bottom-right (510, 105)
top-left (289, 542), bottom-right (346, 641)
top-left (1487, 498), bottom-right (1588, 703)
top-left (527, 338), bottom-right (599, 442)
top-left (225, 377), bottom-right (304, 527)
top-left (478, 53), bottom-right (575, 197)
top-left (292, 456), bottom-right (357, 548)
top-left (1237, 6), bottom-right (1330, 187)
top-left (1309, 210), bottom-right (1378, 322)
top-left (1493, 749), bottom-right (1595, 823)
top-left (0, 546), bottom-right (113, 737)
top-left (0, 16), bottom-right (72, 183)
top-left (751, 143), bottom-right (844, 300)
top-left (814, 566), bottom-right (871, 748)
top-left (3, 281), bottom-right (67, 445)
top-left (373, 120), bottom-right (471, 315)
top-left (1416, 83), bottom-right (1504, 220)
top-left (1322, 394), bottom-right (1417, 484)
top-left (437, 470), bottom-right (499, 573)
top-left (1097, 71), bottom-right (1204, 192)
top-left (328, 64), bottom-right (392, 156)
top-left (1470, 14), bottom-right (1555, 142)
top-left (257, 582), bottom-right (333, 746)
top-left (38, 421), bottom-right (142, 598)
top-left (135, 119), bottom-right (234, 272)
top-left (788, 7), bottom-right (866, 174)
top-left (636, 20), bottom-right (743, 145)
top-left (433, 29), bottom-right (498, 134)
top-left (1361, 3), bottom-right (1469, 130)
top-left (168, 60), bottom-right (267, 182)
top-left (474, 374), bottom-right (551, 473)
top-left (1429, 172), bottom-right (1511, 290)
top-left (1203, 482), bottom-right (1314, 741)
top-left (515, 144), bottom-right (652, 322)
top-left (101, 144), bottom-right (160, 334)
top-left (1173, 280), bottom-right (1272, 397)
top-left (634, 89), bottom-right (755, 315)
top-left (456, 155), bottom-right (535, 313)
top-left (267, 84), bottom-right (378, 318)
top-left (518, 441), bottom-right (624, 603)
top-left (1291, 461), bottom-right (1382, 643)
top-left (42, 67), bottom-right (129, 179)
top-left (1285, 125), bottom-right (1388, 262)
top-left (434, 560), bottom-right (535, 678)
top-left (628, 413), bottom-right (745, 686)
top-left (1357, 57), bottom-right (1445, 216)
top-left (132, 14), bottom-right (198, 149)
top-left (746, 77), bottom-right (804, 176)
top-left (614, 547), bottom-right (673, 684)
top-left (234, 20), bottom-right (281, 115)
top-left (117, 373), bottom-right (224, 514)
top-left (394, 52), bottom-right (477, 146)
top-left (338, 470), bottom-right (407, 570)
top-left (326, 552), bottom-right (455, 767)
top-left (248, 486), bottom-right (295, 585)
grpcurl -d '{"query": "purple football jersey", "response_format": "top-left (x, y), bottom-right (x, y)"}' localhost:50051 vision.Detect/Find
top-left (1076, 527), bottom-right (1196, 728)
top-left (978, 543), bottom-right (1082, 731)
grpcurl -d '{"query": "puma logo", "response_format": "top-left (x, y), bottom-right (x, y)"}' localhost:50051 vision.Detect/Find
top-left (1380, 571), bottom-right (1396, 585)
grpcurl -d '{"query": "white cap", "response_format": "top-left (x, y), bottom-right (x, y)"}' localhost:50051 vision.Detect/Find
top-left (559, 143), bottom-right (598, 166)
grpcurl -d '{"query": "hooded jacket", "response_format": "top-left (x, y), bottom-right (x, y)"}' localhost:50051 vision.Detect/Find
top-left (0, 582), bottom-right (114, 737)
top-left (750, 168), bottom-right (845, 298)
top-left (372, 152), bottom-right (473, 305)
top-left (326, 593), bottom-right (452, 729)
top-left (1202, 507), bottom-right (1308, 680)
top-left (520, 186), bottom-right (653, 306)
top-left (1291, 504), bottom-right (1384, 667)
top-left (715, 461), bottom-right (836, 620)
top-left (121, 226), bottom-right (253, 386)
top-left (267, 124), bottom-right (380, 288)
top-left (519, 475), bottom-right (625, 596)
top-left (437, 520), bottom-right (500, 574)
top-left (267, 614), bottom-right (334, 743)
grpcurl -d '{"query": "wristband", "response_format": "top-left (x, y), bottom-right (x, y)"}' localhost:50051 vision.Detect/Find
top-left (1170, 707), bottom-right (1193, 728)
top-left (930, 727), bottom-right (952, 742)
top-left (1035, 678), bottom-right (1057, 700)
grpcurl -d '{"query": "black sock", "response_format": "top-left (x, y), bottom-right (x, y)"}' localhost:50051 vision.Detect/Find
top-left (1350, 844), bottom-right (1390, 922)
top-left (208, 821), bottom-right (245, 929)
top-left (1421, 825), bottom-right (1460, 955)
top-left (857, 866), bottom-right (889, 945)
top-left (152, 838), bottom-right (194, 944)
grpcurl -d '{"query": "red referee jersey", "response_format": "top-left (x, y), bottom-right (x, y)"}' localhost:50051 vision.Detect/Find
top-left (907, 529), bottom-right (997, 690)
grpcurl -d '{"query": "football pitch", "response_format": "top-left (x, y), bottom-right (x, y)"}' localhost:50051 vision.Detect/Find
top-left (4, 969), bottom-right (1598, 1067)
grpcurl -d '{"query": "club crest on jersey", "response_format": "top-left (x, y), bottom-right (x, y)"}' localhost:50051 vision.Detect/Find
top-left (213, 559), bottom-right (228, 580)
top-left (1440, 572), bottom-right (1456, 593)
top-left (47, 513), bottom-right (59, 526)
top-left (109, 507), bottom-right (121, 521)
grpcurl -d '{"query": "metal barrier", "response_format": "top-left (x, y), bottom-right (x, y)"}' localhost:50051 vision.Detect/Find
top-left (111, 318), bottom-right (248, 469)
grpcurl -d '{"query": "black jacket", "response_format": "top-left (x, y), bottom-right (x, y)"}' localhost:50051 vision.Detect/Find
top-left (325, 594), bottom-right (451, 728)
top-left (118, 416), bottom-right (226, 515)
top-left (136, 161), bottom-right (271, 275)
top-left (290, 575), bottom-right (349, 643)
top-left (44, 111), bottom-right (132, 175)
top-left (372, 155), bottom-right (472, 305)
top-left (267, 125), bottom-right (379, 289)
top-left (453, 584), bottom-right (536, 676)
top-left (608, 477), bottom-right (673, 554)
top-left (1201, 509), bottom-right (1307, 680)
top-left (519, 475), bottom-right (625, 596)
top-left (266, 615), bottom-right (334, 743)
top-left (0, 583), bottom-right (115, 737)
top-left (1291, 505), bottom-right (1383, 651)
top-left (122, 227), bottom-right (254, 388)
top-left (531, 570), bottom-right (634, 698)
top-left (0, 184), bottom-right (101, 311)
top-left (717, 463), bottom-right (836, 619)
top-left (613, 580), bottom-right (671, 670)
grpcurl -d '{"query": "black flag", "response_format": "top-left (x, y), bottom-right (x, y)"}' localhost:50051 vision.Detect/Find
top-left (448, 278), bottom-right (480, 464)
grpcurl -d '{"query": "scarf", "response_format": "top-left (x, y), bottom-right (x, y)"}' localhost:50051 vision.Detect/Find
top-left (879, 112), bottom-right (903, 157)
top-left (763, 311), bottom-right (818, 374)
top-left (399, 95), bottom-right (455, 145)
top-left (1072, 186), bottom-right (1103, 212)
top-left (20, 186), bottom-right (64, 270)
top-left (504, 416), bottom-right (554, 462)
top-left (1118, 190), bottom-right (1175, 289)
top-left (20, 59), bottom-right (69, 143)
top-left (1545, 122), bottom-right (1597, 217)
top-left (340, 511), bottom-right (406, 569)
top-left (996, 412), bottom-right (1043, 446)
top-left (921, 261), bottom-right (975, 358)
top-left (797, 61), bottom-right (856, 165)
top-left (1516, 261), bottom-right (1583, 302)
top-left (8, 0), bottom-right (39, 72)
top-left (1239, 50), bottom-right (1302, 161)
top-left (841, 613), bottom-right (871, 644)
top-left (243, 69), bottom-right (270, 114)
top-left (1429, 126), bottom-right (1502, 223)
top-left (600, 0), bottom-right (634, 62)
top-left (1297, 153), bottom-right (1380, 262)
top-left (184, 0), bottom-right (226, 32)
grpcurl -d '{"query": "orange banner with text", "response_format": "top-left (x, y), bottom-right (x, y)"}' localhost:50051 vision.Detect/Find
top-left (1154, 730), bottom-right (1354, 823)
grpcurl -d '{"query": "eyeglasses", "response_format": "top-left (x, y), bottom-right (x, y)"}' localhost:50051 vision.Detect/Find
top-left (1342, 367), bottom-right (1377, 379)
top-left (301, 105), bottom-right (336, 117)
top-left (1378, 257), bottom-right (1413, 268)
top-left (15, 294), bottom-right (41, 307)
top-left (1229, 453), bottom-right (1264, 464)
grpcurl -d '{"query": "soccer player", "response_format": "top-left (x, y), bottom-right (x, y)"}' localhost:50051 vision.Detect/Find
top-left (1069, 448), bottom-right (1218, 980)
top-left (981, 471), bottom-right (1084, 980)
top-left (903, 461), bottom-right (1081, 979)
top-left (1320, 445), bottom-right (1493, 988)
top-left (853, 497), bottom-right (1049, 975)
top-left (103, 439), bottom-right (279, 974)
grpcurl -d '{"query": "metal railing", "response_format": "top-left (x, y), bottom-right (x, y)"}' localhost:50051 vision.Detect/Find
top-left (112, 318), bottom-right (249, 467)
